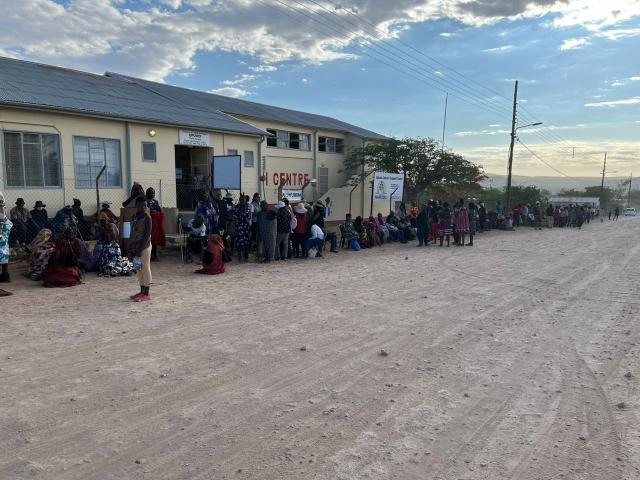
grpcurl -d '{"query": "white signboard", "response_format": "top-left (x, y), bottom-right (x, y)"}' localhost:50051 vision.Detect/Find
top-left (179, 129), bottom-right (210, 146)
top-left (373, 172), bottom-right (404, 201)
top-left (282, 189), bottom-right (303, 202)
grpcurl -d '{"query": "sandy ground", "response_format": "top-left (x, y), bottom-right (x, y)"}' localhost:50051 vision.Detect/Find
top-left (1, 217), bottom-right (640, 480)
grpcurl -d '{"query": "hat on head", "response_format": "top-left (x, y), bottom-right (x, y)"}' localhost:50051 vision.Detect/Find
top-left (101, 200), bottom-right (112, 207)
top-left (16, 197), bottom-right (25, 205)
top-left (294, 203), bottom-right (307, 214)
top-left (73, 198), bottom-right (81, 205)
top-left (34, 200), bottom-right (46, 208)
top-left (224, 192), bottom-right (234, 200)
top-left (275, 201), bottom-right (286, 209)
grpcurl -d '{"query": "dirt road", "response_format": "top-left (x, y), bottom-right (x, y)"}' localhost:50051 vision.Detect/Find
top-left (1, 217), bottom-right (639, 479)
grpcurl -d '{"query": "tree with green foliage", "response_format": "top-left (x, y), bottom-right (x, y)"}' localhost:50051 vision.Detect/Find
top-left (344, 137), bottom-right (486, 203)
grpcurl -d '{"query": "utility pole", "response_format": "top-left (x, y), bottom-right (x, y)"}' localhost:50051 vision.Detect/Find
top-left (628, 173), bottom-right (633, 207)
top-left (600, 152), bottom-right (607, 194)
top-left (441, 92), bottom-right (448, 155)
top-left (505, 80), bottom-right (518, 212)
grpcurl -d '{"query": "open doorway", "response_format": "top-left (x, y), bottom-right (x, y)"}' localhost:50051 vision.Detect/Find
top-left (175, 145), bottom-right (212, 210)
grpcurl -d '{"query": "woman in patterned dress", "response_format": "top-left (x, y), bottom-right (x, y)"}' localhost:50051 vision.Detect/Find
top-left (95, 223), bottom-right (134, 277)
top-left (27, 228), bottom-right (55, 280)
top-left (233, 195), bottom-right (252, 262)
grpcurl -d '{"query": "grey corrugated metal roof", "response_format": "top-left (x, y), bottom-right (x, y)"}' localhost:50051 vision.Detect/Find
top-left (0, 57), bottom-right (266, 136)
top-left (106, 73), bottom-right (388, 140)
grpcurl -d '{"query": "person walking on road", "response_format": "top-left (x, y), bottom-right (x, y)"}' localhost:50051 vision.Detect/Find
top-left (614, 207), bottom-right (620, 220)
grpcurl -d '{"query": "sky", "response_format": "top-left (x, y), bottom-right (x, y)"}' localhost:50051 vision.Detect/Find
top-left (0, 0), bottom-right (638, 178)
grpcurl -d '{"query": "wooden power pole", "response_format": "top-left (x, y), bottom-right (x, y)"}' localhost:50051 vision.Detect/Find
top-left (505, 80), bottom-right (519, 212)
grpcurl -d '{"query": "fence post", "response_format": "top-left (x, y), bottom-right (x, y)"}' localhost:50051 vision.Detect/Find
top-left (95, 165), bottom-right (107, 216)
top-left (159, 178), bottom-right (163, 205)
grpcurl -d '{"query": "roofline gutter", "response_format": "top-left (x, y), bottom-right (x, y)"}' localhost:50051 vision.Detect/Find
top-left (0, 103), bottom-right (268, 138)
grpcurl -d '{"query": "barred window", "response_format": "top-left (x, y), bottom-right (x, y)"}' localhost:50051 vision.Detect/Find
top-left (319, 136), bottom-right (344, 154)
top-left (3, 131), bottom-right (61, 188)
top-left (266, 128), bottom-right (311, 151)
top-left (74, 137), bottom-right (122, 188)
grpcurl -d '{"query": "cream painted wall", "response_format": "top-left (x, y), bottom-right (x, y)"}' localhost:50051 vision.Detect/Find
top-left (0, 106), bottom-right (368, 214)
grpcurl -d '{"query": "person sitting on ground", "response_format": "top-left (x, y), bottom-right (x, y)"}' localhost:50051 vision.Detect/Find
top-left (367, 216), bottom-right (383, 246)
top-left (26, 228), bottom-right (55, 281)
top-left (353, 216), bottom-right (370, 248)
top-left (31, 201), bottom-right (50, 233)
top-left (65, 226), bottom-right (94, 272)
top-left (42, 236), bottom-right (82, 288)
top-left (9, 198), bottom-right (31, 248)
top-left (303, 222), bottom-right (325, 258)
top-left (374, 213), bottom-right (391, 243)
top-left (94, 223), bottom-right (134, 277)
top-left (99, 201), bottom-right (118, 225)
top-left (51, 205), bottom-right (78, 240)
top-left (342, 214), bottom-right (361, 250)
top-left (0, 191), bottom-right (13, 285)
top-left (257, 200), bottom-right (277, 263)
top-left (72, 198), bottom-right (92, 240)
top-left (195, 234), bottom-right (227, 275)
top-left (386, 211), bottom-right (406, 243)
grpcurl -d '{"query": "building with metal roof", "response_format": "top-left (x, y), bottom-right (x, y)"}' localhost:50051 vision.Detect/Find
top-left (0, 56), bottom-right (388, 222)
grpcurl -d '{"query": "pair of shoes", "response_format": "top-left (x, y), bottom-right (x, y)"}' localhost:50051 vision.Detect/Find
top-left (330, 249), bottom-right (338, 253)
top-left (0, 273), bottom-right (11, 283)
top-left (130, 292), bottom-right (143, 300)
top-left (134, 294), bottom-right (152, 302)
top-left (316, 253), bottom-right (323, 258)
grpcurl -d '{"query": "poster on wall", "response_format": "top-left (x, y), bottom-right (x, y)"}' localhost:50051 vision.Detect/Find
top-left (373, 172), bottom-right (404, 201)
top-left (281, 189), bottom-right (303, 202)
top-left (179, 129), bottom-right (210, 146)
top-left (212, 155), bottom-right (241, 190)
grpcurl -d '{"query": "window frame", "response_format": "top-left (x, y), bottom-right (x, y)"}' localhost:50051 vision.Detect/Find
top-left (318, 136), bottom-right (344, 154)
top-left (72, 136), bottom-right (123, 189)
top-left (2, 130), bottom-right (63, 189)
top-left (244, 150), bottom-right (255, 168)
top-left (141, 141), bottom-right (157, 163)
top-left (266, 128), bottom-right (311, 151)
top-left (227, 149), bottom-right (238, 156)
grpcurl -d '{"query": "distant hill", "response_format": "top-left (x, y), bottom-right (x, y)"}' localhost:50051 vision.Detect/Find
top-left (482, 174), bottom-right (632, 194)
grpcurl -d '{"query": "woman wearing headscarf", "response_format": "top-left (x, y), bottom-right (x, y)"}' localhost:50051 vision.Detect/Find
top-left (26, 228), bottom-right (55, 280)
top-left (99, 201), bottom-right (119, 224)
top-left (146, 187), bottom-right (166, 261)
top-left (42, 237), bottom-right (82, 288)
top-left (257, 200), bottom-right (277, 263)
top-left (122, 182), bottom-right (145, 208)
top-left (94, 223), bottom-right (134, 277)
top-left (66, 226), bottom-right (94, 272)
top-left (195, 234), bottom-right (226, 275)
top-left (0, 191), bottom-right (13, 288)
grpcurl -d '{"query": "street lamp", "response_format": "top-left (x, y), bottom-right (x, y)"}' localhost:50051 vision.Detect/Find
top-left (506, 122), bottom-right (543, 211)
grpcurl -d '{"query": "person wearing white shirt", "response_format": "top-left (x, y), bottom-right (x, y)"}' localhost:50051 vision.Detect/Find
top-left (303, 223), bottom-right (325, 258)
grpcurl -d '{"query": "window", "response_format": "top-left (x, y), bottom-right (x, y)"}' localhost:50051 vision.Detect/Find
top-left (227, 149), bottom-right (238, 155)
top-left (318, 167), bottom-right (329, 196)
top-left (266, 128), bottom-right (311, 150)
top-left (318, 136), bottom-right (344, 154)
top-left (3, 131), bottom-right (61, 188)
top-left (244, 150), bottom-right (254, 168)
top-left (73, 137), bottom-right (122, 188)
top-left (266, 129), bottom-right (277, 147)
top-left (142, 142), bottom-right (156, 162)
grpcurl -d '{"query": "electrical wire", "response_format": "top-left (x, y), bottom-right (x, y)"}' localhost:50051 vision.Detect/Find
top-left (516, 139), bottom-right (577, 179)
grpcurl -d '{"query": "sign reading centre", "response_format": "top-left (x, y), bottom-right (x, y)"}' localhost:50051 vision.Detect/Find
top-left (373, 172), bottom-right (404, 201)
top-left (179, 129), bottom-right (210, 147)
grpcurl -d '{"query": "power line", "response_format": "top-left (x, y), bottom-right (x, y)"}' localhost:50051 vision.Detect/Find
top-left (516, 140), bottom-right (577, 179)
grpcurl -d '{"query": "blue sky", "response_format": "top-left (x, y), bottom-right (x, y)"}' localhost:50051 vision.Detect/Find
top-left (0, 0), bottom-right (638, 176)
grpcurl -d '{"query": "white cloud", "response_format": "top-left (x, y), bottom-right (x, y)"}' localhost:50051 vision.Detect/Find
top-left (483, 45), bottom-right (514, 53)
top-left (249, 64), bottom-right (277, 73)
top-left (0, 0), bottom-right (639, 82)
top-left (221, 74), bottom-right (256, 86)
top-left (301, 78), bottom-right (309, 83)
top-left (208, 87), bottom-right (251, 98)
top-left (560, 37), bottom-right (592, 50)
top-left (488, 124), bottom-right (501, 127)
top-left (585, 97), bottom-right (640, 107)
top-left (630, 76), bottom-right (640, 81)
top-left (611, 80), bottom-right (625, 87)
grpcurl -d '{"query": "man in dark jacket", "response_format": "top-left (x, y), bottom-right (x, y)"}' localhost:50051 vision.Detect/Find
top-left (275, 202), bottom-right (291, 261)
top-left (416, 204), bottom-right (429, 246)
